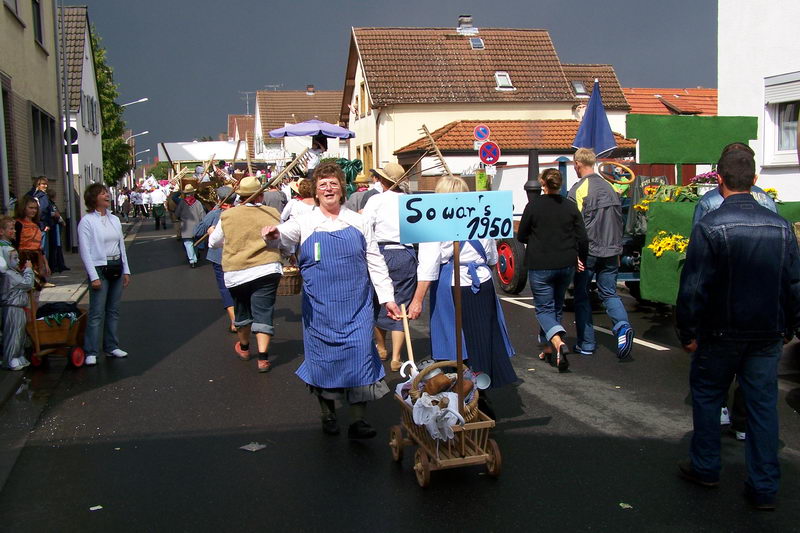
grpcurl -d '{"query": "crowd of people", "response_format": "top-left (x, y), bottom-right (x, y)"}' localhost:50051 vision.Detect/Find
top-left (0, 141), bottom-right (794, 510)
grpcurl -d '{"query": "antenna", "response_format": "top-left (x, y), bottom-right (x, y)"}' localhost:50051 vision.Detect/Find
top-left (264, 83), bottom-right (283, 91)
top-left (239, 91), bottom-right (256, 114)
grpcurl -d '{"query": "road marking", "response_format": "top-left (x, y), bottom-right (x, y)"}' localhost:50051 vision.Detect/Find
top-left (593, 326), bottom-right (671, 351)
top-left (500, 298), bottom-right (535, 309)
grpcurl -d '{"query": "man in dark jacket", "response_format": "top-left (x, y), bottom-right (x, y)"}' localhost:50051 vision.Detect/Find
top-left (676, 150), bottom-right (800, 510)
top-left (568, 148), bottom-right (635, 360)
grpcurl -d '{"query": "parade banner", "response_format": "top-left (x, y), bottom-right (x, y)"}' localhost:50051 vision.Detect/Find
top-left (399, 191), bottom-right (513, 244)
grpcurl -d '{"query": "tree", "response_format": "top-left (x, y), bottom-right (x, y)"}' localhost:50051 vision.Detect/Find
top-left (91, 27), bottom-right (132, 186)
top-left (149, 161), bottom-right (171, 181)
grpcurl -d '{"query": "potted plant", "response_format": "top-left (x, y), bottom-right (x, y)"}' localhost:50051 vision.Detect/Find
top-left (689, 171), bottom-right (719, 196)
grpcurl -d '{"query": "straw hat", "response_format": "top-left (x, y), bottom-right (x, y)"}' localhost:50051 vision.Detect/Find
top-left (183, 184), bottom-right (196, 194)
top-left (237, 176), bottom-right (262, 196)
top-left (354, 173), bottom-right (371, 185)
top-left (372, 162), bottom-right (405, 183)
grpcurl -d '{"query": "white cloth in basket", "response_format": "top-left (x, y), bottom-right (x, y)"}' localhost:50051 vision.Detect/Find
top-left (412, 392), bottom-right (465, 441)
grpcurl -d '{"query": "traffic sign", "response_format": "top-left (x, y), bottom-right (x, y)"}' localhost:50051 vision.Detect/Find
top-left (473, 124), bottom-right (491, 141)
top-left (479, 141), bottom-right (501, 165)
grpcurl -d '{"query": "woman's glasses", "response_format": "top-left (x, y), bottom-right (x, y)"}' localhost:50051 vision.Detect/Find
top-left (317, 181), bottom-right (340, 190)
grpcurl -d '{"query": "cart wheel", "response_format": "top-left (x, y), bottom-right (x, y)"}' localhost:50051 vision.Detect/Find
top-left (414, 449), bottom-right (431, 488)
top-left (30, 355), bottom-right (43, 367)
top-left (389, 425), bottom-right (404, 462)
top-left (69, 346), bottom-right (85, 367)
top-left (486, 438), bottom-right (502, 477)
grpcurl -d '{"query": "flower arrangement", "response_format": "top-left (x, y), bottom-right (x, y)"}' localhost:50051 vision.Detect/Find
top-left (689, 171), bottom-right (719, 185)
top-left (764, 188), bottom-right (779, 201)
top-left (633, 185), bottom-right (698, 212)
top-left (647, 231), bottom-right (689, 258)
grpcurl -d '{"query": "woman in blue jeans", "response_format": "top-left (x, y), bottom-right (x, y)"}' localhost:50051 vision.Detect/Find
top-left (78, 183), bottom-right (131, 366)
top-left (516, 169), bottom-right (588, 372)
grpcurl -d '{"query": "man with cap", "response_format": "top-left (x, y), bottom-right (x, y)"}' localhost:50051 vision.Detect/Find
top-left (209, 176), bottom-right (286, 373)
top-left (175, 184), bottom-right (206, 267)
top-left (361, 162), bottom-right (415, 369)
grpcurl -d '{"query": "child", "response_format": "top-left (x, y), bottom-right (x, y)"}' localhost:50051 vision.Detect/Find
top-left (0, 215), bottom-right (15, 267)
top-left (1, 248), bottom-right (33, 370)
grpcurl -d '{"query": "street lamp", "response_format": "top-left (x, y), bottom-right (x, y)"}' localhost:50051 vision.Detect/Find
top-left (124, 130), bottom-right (149, 143)
top-left (134, 149), bottom-right (151, 157)
top-left (120, 97), bottom-right (149, 107)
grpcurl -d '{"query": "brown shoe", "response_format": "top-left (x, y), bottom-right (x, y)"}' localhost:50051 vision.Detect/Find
top-left (234, 342), bottom-right (251, 361)
top-left (257, 359), bottom-right (271, 373)
top-left (390, 360), bottom-right (402, 372)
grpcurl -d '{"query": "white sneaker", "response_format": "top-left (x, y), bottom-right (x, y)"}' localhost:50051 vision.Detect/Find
top-left (105, 348), bottom-right (128, 358)
top-left (84, 355), bottom-right (97, 366)
top-left (20, 356), bottom-right (30, 366)
top-left (8, 357), bottom-right (27, 371)
top-left (735, 431), bottom-right (746, 441)
top-left (720, 407), bottom-right (731, 426)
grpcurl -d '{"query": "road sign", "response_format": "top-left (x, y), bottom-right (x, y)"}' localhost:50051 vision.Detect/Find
top-left (399, 191), bottom-right (514, 243)
top-left (473, 124), bottom-right (491, 141)
top-left (479, 141), bottom-right (501, 165)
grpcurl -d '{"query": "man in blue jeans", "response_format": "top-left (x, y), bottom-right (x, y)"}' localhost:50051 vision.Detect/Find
top-left (676, 150), bottom-right (800, 510)
top-left (568, 148), bottom-right (635, 360)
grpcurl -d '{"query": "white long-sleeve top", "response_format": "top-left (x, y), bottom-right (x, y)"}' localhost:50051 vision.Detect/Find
top-left (361, 190), bottom-right (407, 249)
top-left (417, 239), bottom-right (498, 286)
top-left (274, 207), bottom-right (395, 304)
top-left (280, 199), bottom-right (316, 222)
top-left (78, 211), bottom-right (131, 282)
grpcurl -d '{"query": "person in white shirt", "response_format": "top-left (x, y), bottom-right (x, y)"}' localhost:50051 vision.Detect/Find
top-left (280, 179), bottom-right (316, 223)
top-left (78, 183), bottom-right (131, 367)
top-left (116, 191), bottom-right (129, 221)
top-left (150, 187), bottom-right (168, 230)
top-left (361, 162), bottom-right (416, 371)
top-left (407, 176), bottom-right (517, 418)
top-left (261, 162), bottom-right (400, 439)
top-left (142, 189), bottom-right (152, 218)
top-left (131, 189), bottom-right (144, 218)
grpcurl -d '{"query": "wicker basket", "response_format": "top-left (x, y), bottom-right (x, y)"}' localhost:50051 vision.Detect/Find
top-left (409, 360), bottom-right (480, 422)
top-left (278, 268), bottom-right (302, 296)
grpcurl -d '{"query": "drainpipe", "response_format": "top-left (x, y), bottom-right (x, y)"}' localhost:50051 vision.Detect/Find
top-left (374, 106), bottom-right (383, 168)
top-left (0, 89), bottom-right (9, 213)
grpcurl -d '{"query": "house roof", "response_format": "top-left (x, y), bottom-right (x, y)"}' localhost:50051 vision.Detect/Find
top-left (342, 27), bottom-right (586, 120)
top-left (227, 114), bottom-right (253, 139)
top-left (561, 64), bottom-right (630, 111)
top-left (623, 88), bottom-right (717, 115)
top-left (395, 119), bottom-right (636, 154)
top-left (58, 6), bottom-right (90, 111)
top-left (256, 90), bottom-right (343, 136)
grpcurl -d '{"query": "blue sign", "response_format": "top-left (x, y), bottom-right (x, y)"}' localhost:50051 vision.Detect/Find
top-left (399, 191), bottom-right (514, 244)
top-left (473, 124), bottom-right (491, 141)
top-left (479, 141), bottom-right (501, 165)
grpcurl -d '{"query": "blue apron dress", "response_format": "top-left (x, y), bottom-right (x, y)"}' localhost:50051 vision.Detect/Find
top-left (295, 225), bottom-right (388, 399)
top-left (375, 244), bottom-right (417, 331)
top-left (429, 240), bottom-right (518, 389)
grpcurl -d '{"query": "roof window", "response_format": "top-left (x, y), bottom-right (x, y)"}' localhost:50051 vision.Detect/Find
top-left (495, 72), bottom-right (515, 91)
top-left (470, 37), bottom-right (485, 50)
top-left (572, 81), bottom-right (588, 97)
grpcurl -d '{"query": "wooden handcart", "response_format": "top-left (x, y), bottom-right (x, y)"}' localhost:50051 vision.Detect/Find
top-left (26, 294), bottom-right (87, 367)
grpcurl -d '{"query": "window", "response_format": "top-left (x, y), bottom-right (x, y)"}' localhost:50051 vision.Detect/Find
top-left (362, 143), bottom-right (373, 175)
top-left (572, 80), bottom-right (588, 97)
top-left (494, 71), bottom-right (515, 91)
top-left (30, 104), bottom-right (56, 177)
top-left (31, 0), bottom-right (43, 46)
top-left (359, 82), bottom-right (366, 117)
top-left (469, 37), bottom-right (484, 50)
top-left (764, 72), bottom-right (800, 166)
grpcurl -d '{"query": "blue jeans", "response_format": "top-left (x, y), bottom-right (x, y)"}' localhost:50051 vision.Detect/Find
top-left (84, 265), bottom-right (124, 357)
top-left (573, 255), bottom-right (630, 351)
top-left (689, 339), bottom-right (782, 502)
top-left (229, 273), bottom-right (280, 335)
top-left (529, 267), bottom-right (574, 343)
top-left (182, 239), bottom-right (197, 264)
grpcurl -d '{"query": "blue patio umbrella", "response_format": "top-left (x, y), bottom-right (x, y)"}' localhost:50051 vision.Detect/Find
top-left (269, 119), bottom-right (355, 139)
top-left (572, 79), bottom-right (617, 156)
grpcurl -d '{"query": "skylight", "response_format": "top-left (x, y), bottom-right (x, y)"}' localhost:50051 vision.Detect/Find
top-left (470, 37), bottom-right (485, 50)
top-left (495, 71), bottom-right (515, 91)
top-left (572, 80), bottom-right (588, 97)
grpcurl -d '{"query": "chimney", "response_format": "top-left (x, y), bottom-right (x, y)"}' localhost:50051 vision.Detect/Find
top-left (456, 14), bottom-right (477, 35)
top-left (306, 84), bottom-right (315, 96)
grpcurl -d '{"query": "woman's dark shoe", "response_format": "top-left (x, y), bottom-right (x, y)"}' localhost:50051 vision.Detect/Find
top-left (348, 420), bottom-right (377, 439)
top-left (556, 345), bottom-right (570, 373)
top-left (322, 415), bottom-right (340, 436)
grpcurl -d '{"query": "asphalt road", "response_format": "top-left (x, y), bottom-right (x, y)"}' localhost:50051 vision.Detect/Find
top-left (1, 223), bottom-right (799, 531)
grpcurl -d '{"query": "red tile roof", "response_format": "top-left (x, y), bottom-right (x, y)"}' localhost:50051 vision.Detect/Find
top-left (58, 6), bottom-right (89, 111)
top-left (623, 88), bottom-right (717, 116)
top-left (256, 90), bottom-right (342, 136)
top-left (227, 114), bottom-right (253, 139)
top-left (561, 64), bottom-right (630, 111)
top-left (395, 119), bottom-right (635, 154)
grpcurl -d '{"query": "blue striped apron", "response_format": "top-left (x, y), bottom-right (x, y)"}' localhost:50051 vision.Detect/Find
top-left (430, 240), bottom-right (514, 361)
top-left (295, 226), bottom-right (386, 389)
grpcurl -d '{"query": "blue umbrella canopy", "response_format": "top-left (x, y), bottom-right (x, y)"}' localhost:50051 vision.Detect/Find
top-left (572, 80), bottom-right (617, 157)
top-left (269, 119), bottom-right (355, 139)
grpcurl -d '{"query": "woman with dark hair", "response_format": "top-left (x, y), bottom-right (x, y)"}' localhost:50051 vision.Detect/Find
top-left (78, 183), bottom-right (131, 366)
top-left (13, 194), bottom-right (50, 289)
top-left (517, 168), bottom-right (588, 372)
top-left (262, 162), bottom-right (401, 439)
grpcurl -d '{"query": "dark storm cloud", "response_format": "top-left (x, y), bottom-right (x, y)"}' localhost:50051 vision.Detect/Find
top-left (72, 0), bottom-right (717, 162)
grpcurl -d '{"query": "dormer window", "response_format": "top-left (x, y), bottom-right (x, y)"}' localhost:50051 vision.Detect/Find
top-left (495, 71), bottom-right (515, 91)
top-left (572, 80), bottom-right (588, 97)
top-left (470, 37), bottom-right (484, 50)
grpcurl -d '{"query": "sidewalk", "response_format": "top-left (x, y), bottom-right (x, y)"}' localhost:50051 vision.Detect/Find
top-left (0, 220), bottom-right (140, 408)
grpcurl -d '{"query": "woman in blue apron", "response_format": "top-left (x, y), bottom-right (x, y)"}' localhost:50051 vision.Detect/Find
top-left (408, 177), bottom-right (517, 418)
top-left (262, 162), bottom-right (401, 439)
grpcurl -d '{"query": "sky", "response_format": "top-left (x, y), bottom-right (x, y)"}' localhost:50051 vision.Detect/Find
top-left (72, 0), bottom-right (718, 164)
